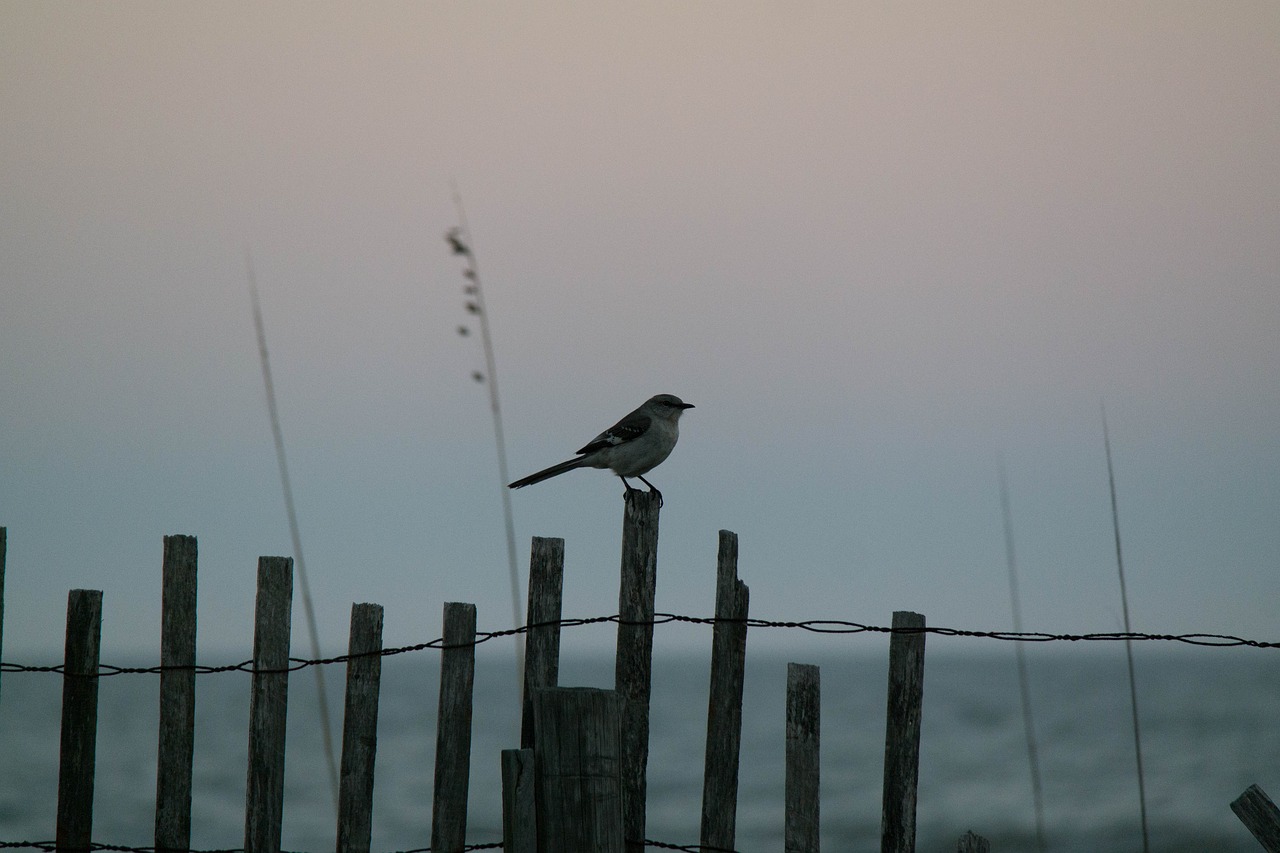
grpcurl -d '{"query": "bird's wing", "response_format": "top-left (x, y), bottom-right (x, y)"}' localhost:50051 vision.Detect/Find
top-left (577, 412), bottom-right (651, 455)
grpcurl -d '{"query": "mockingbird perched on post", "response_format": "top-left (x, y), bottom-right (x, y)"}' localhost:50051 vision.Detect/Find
top-left (509, 393), bottom-right (694, 504)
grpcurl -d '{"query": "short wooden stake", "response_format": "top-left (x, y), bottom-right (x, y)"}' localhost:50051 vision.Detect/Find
top-left (956, 830), bottom-right (990, 852)
top-left (881, 610), bottom-right (926, 853)
top-left (155, 535), bottom-right (198, 853)
top-left (533, 687), bottom-right (623, 853)
top-left (56, 588), bottom-right (103, 853)
top-left (501, 747), bottom-right (536, 853)
top-left (244, 557), bottom-right (293, 853)
top-left (336, 603), bottom-right (384, 853)
top-left (522, 536), bottom-right (565, 749)
top-left (785, 662), bottom-right (820, 853)
top-left (700, 530), bottom-right (750, 851)
top-left (1232, 784), bottom-right (1280, 852)
top-left (615, 490), bottom-right (661, 853)
top-left (432, 601), bottom-right (477, 853)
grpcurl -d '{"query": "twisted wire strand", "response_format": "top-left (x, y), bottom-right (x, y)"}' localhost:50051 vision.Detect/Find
top-left (2, 613), bottom-right (1275, 677)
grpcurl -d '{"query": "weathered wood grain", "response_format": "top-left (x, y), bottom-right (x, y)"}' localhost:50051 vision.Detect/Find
top-left (155, 535), bottom-right (198, 853)
top-left (432, 601), bottom-right (477, 853)
top-left (785, 662), bottom-right (820, 853)
top-left (337, 602), bottom-right (383, 853)
top-left (700, 530), bottom-right (750, 852)
top-left (615, 490), bottom-right (661, 853)
top-left (56, 588), bottom-right (103, 853)
top-left (534, 687), bottom-right (623, 853)
top-left (881, 610), bottom-right (926, 853)
top-left (522, 536), bottom-right (564, 749)
top-left (243, 557), bottom-right (293, 853)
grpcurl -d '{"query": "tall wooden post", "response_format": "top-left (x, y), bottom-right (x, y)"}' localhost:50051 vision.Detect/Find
top-left (56, 589), bottom-right (102, 853)
top-left (522, 536), bottom-right (565, 749)
top-left (615, 490), bottom-right (661, 853)
top-left (700, 530), bottom-right (749, 851)
top-left (244, 557), bottom-right (293, 853)
top-left (1232, 784), bottom-right (1280, 852)
top-left (0, 526), bottom-right (6, 703)
top-left (156, 535), bottom-right (198, 853)
top-left (432, 601), bottom-right (477, 853)
top-left (337, 603), bottom-right (384, 853)
top-left (881, 610), bottom-right (927, 853)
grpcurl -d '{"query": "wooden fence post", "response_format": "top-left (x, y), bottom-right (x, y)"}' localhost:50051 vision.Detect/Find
top-left (881, 610), bottom-right (927, 853)
top-left (56, 588), bottom-right (102, 853)
top-left (432, 601), bottom-right (477, 853)
top-left (700, 529), bottom-right (749, 851)
top-left (244, 557), bottom-right (293, 853)
top-left (533, 687), bottom-right (623, 853)
top-left (615, 490), bottom-right (661, 853)
top-left (336, 603), bottom-right (384, 853)
top-left (501, 747), bottom-right (537, 853)
top-left (1232, 784), bottom-right (1280, 852)
top-left (0, 526), bottom-right (6, 703)
top-left (156, 535), bottom-right (198, 853)
top-left (523, 536), bottom-right (565, 749)
top-left (786, 662), bottom-right (820, 853)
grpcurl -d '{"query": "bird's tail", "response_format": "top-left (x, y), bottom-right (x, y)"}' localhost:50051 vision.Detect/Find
top-left (508, 456), bottom-right (589, 489)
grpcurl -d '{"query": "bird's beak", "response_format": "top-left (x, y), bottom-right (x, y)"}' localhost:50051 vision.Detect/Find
top-left (680, 402), bottom-right (695, 409)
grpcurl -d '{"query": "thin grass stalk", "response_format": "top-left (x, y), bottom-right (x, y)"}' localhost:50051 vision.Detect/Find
top-left (998, 460), bottom-right (1047, 853)
top-left (1102, 405), bottom-right (1150, 853)
top-left (247, 254), bottom-right (340, 810)
top-left (447, 188), bottom-right (525, 692)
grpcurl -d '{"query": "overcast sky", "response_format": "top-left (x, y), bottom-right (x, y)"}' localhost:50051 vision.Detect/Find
top-left (2, 3), bottom-right (1277, 663)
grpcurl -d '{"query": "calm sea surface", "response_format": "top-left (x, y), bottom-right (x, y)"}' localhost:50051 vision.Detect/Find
top-left (1, 643), bottom-right (1277, 852)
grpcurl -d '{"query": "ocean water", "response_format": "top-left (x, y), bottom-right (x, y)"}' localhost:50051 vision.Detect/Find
top-left (1, 641), bottom-right (1277, 852)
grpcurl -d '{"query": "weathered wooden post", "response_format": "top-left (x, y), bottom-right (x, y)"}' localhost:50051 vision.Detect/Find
top-left (1232, 784), bottom-right (1280, 852)
top-left (56, 588), bottom-right (102, 853)
top-left (700, 530), bottom-right (749, 851)
top-left (336, 602), bottom-right (384, 853)
top-left (0, 526), bottom-right (6, 703)
top-left (501, 747), bottom-right (536, 853)
top-left (506, 535), bottom-right (565, 852)
top-left (244, 557), bottom-right (293, 853)
top-left (156, 535), bottom-right (198, 853)
top-left (615, 490), bottom-right (661, 853)
top-left (522, 536), bottom-right (565, 748)
top-left (881, 610), bottom-right (927, 853)
top-left (533, 687), bottom-right (623, 853)
top-left (785, 662), bottom-right (820, 853)
top-left (432, 601), bottom-right (477, 853)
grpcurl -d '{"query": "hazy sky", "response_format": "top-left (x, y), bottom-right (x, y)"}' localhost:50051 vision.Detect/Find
top-left (2, 3), bottom-right (1277, 662)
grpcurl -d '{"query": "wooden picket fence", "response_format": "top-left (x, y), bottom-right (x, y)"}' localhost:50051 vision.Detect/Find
top-left (2, 512), bottom-right (1278, 853)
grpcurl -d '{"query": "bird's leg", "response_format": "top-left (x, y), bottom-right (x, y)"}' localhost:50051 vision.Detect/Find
top-left (637, 475), bottom-right (663, 507)
top-left (621, 477), bottom-right (639, 502)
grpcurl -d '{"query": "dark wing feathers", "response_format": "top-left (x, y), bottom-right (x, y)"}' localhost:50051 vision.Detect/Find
top-left (576, 413), bottom-right (651, 455)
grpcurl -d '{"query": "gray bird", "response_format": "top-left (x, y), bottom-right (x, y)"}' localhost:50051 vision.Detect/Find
top-left (509, 394), bottom-right (694, 504)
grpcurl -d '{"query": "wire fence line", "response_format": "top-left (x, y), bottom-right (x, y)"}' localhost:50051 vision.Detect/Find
top-left (0, 838), bottom-right (723, 853)
top-left (2, 612), bottom-right (1276, 678)
top-left (0, 842), bottom-right (506, 853)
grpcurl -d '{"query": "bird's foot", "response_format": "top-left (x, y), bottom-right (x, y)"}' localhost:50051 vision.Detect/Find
top-left (622, 480), bottom-right (662, 508)
top-left (636, 475), bottom-right (663, 507)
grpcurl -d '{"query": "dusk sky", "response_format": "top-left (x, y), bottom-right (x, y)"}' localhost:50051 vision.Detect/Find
top-left (2, 3), bottom-right (1277, 663)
